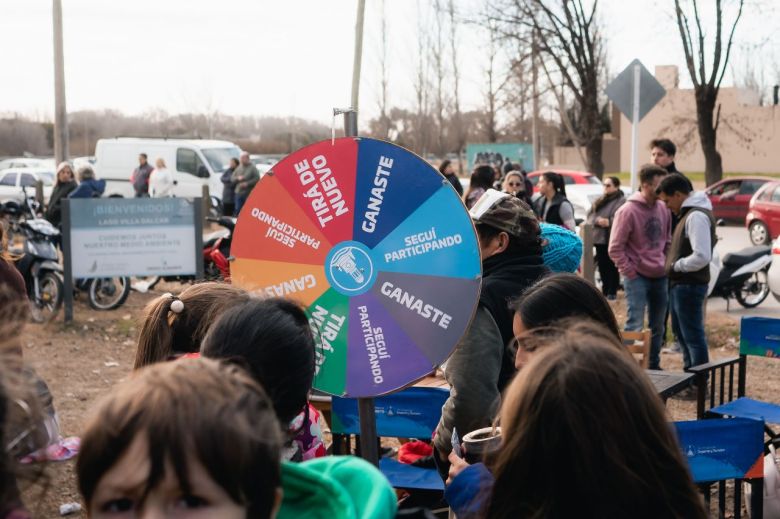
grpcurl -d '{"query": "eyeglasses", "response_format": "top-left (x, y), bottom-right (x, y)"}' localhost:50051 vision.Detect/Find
top-left (507, 182), bottom-right (523, 187)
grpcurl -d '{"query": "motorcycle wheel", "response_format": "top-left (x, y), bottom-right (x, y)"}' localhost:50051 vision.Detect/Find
top-left (30, 271), bottom-right (64, 323)
top-left (88, 277), bottom-right (131, 310)
top-left (735, 269), bottom-right (770, 308)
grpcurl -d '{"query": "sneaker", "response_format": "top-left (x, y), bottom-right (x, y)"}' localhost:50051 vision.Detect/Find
top-left (662, 342), bottom-right (682, 354)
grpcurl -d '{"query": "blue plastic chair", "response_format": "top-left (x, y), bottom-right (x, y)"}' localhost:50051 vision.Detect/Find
top-left (690, 316), bottom-right (780, 450)
top-left (675, 417), bottom-right (765, 518)
top-left (331, 386), bottom-right (449, 492)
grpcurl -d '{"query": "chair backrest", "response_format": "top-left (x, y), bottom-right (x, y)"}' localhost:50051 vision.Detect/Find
top-left (622, 329), bottom-right (650, 369)
top-left (331, 386), bottom-right (450, 439)
top-left (691, 316), bottom-right (780, 419)
top-left (740, 316), bottom-right (780, 358)
top-left (674, 417), bottom-right (765, 518)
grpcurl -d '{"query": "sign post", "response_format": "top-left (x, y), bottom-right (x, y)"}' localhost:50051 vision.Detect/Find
top-left (62, 199), bottom-right (74, 323)
top-left (339, 108), bottom-right (380, 466)
top-left (630, 63), bottom-right (641, 192)
top-left (605, 59), bottom-right (666, 191)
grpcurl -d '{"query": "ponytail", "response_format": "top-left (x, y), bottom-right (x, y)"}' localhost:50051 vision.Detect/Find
top-left (134, 295), bottom-right (176, 369)
top-left (133, 282), bottom-right (251, 370)
top-left (542, 172), bottom-right (566, 198)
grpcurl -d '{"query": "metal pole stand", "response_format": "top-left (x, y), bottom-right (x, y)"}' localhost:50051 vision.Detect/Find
top-left (337, 107), bottom-right (379, 466)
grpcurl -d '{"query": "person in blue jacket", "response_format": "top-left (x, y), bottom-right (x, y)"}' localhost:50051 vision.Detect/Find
top-left (69, 166), bottom-right (105, 199)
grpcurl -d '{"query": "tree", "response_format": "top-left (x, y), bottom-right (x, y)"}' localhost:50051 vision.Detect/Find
top-left (493, 0), bottom-right (607, 176)
top-left (674, 0), bottom-right (745, 185)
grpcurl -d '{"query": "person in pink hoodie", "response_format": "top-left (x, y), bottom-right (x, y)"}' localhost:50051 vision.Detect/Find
top-left (608, 164), bottom-right (671, 370)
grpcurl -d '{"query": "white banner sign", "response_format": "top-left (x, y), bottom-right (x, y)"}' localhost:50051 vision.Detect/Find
top-left (67, 198), bottom-right (199, 278)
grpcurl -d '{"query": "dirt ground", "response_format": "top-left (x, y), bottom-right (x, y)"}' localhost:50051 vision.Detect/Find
top-left (16, 287), bottom-right (780, 518)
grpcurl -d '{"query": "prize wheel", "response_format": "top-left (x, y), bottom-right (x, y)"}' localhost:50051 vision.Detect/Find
top-left (231, 137), bottom-right (481, 398)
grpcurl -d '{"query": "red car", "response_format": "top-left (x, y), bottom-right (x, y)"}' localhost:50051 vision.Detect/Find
top-left (527, 170), bottom-right (601, 192)
top-left (706, 176), bottom-right (771, 223)
top-left (746, 180), bottom-right (780, 245)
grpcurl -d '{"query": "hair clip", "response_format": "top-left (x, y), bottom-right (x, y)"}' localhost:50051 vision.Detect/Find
top-left (162, 293), bottom-right (184, 314)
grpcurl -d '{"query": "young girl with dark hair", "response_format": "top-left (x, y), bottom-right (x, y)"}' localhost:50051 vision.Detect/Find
top-left (533, 171), bottom-right (576, 231)
top-left (133, 282), bottom-right (250, 369)
top-left (446, 323), bottom-right (707, 519)
top-left (201, 298), bottom-right (326, 461)
top-left (511, 273), bottom-right (621, 369)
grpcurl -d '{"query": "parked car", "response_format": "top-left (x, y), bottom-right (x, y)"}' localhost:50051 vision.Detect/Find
top-left (706, 176), bottom-right (771, 223)
top-left (0, 167), bottom-right (54, 204)
top-left (746, 180), bottom-right (780, 245)
top-left (527, 169), bottom-right (602, 192)
top-left (0, 157), bottom-right (55, 171)
top-left (527, 170), bottom-right (632, 223)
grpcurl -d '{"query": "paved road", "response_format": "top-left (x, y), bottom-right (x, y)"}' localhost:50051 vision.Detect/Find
top-left (709, 223), bottom-right (779, 318)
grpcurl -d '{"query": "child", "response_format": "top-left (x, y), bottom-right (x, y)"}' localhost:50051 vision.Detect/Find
top-left (201, 298), bottom-right (325, 461)
top-left (77, 358), bottom-right (283, 518)
top-left (134, 282), bottom-right (250, 368)
top-left (510, 273), bottom-right (623, 370)
top-left (446, 324), bottom-right (707, 519)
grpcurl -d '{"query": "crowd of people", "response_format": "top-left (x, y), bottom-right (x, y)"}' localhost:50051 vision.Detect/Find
top-left (468, 138), bottom-right (708, 373)
top-left (0, 137), bottom-right (716, 518)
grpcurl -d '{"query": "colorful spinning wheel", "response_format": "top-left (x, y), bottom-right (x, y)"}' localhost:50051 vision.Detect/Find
top-left (231, 137), bottom-right (481, 398)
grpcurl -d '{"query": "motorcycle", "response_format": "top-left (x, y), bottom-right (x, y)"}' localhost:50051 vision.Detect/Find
top-left (5, 215), bottom-right (65, 322)
top-left (132, 215), bottom-right (235, 292)
top-left (709, 245), bottom-right (771, 310)
top-left (2, 193), bottom-right (131, 314)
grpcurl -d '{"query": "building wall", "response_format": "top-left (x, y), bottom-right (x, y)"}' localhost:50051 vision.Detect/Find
top-left (618, 66), bottom-right (780, 174)
top-left (550, 137), bottom-right (619, 173)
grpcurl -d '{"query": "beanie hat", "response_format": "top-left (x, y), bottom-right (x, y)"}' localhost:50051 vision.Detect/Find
top-left (539, 222), bottom-right (582, 273)
top-left (469, 189), bottom-right (536, 238)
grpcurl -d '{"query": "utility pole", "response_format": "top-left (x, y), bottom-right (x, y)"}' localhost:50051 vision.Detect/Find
top-left (531, 29), bottom-right (540, 169)
top-left (53, 0), bottom-right (69, 163)
top-left (350, 0), bottom-right (366, 113)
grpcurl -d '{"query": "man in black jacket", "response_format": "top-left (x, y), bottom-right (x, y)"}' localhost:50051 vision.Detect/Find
top-left (434, 189), bottom-right (548, 477)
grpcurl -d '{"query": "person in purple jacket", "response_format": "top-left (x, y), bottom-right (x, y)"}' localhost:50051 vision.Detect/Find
top-left (608, 164), bottom-right (671, 370)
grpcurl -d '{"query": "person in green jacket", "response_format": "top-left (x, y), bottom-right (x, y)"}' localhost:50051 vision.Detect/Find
top-left (231, 151), bottom-right (260, 216)
top-left (277, 456), bottom-right (397, 519)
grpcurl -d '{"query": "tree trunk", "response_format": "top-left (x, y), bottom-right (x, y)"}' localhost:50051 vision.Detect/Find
top-left (584, 134), bottom-right (604, 178)
top-left (580, 84), bottom-right (604, 177)
top-left (695, 85), bottom-right (723, 186)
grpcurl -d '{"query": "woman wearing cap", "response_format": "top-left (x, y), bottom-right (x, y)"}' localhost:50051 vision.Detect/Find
top-left (45, 162), bottom-right (78, 228)
top-left (586, 176), bottom-right (625, 300)
top-left (433, 189), bottom-right (548, 480)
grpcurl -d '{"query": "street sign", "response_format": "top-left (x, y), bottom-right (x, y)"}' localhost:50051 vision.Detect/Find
top-left (605, 59), bottom-right (666, 190)
top-left (231, 137), bottom-right (482, 398)
top-left (606, 59), bottom-right (666, 122)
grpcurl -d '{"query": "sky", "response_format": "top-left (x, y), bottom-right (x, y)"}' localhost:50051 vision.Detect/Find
top-left (1, 0), bottom-right (776, 126)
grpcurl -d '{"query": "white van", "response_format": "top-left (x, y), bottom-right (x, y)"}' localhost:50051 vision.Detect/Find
top-left (94, 138), bottom-right (242, 200)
